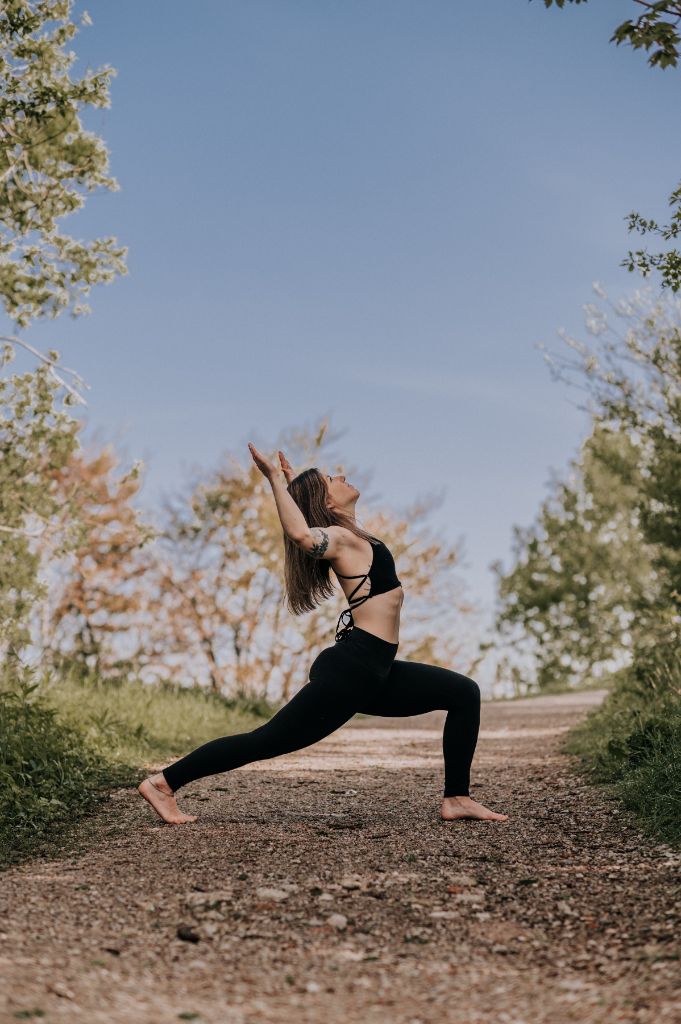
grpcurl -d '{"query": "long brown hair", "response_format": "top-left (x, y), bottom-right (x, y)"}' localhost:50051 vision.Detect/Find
top-left (283, 468), bottom-right (375, 615)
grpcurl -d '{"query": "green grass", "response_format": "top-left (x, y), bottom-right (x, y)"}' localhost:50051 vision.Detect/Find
top-left (0, 668), bottom-right (275, 869)
top-left (566, 648), bottom-right (681, 847)
top-left (40, 670), bottom-right (276, 766)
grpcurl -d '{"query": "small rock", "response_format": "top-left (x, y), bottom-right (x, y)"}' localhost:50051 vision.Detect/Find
top-left (327, 913), bottom-right (348, 931)
top-left (48, 981), bottom-right (74, 1000)
top-left (318, 893), bottom-right (335, 902)
top-left (184, 891), bottom-right (233, 919)
top-left (340, 876), bottom-right (363, 890)
top-left (451, 892), bottom-right (485, 905)
top-left (334, 948), bottom-right (365, 962)
top-left (448, 874), bottom-right (477, 887)
top-left (305, 981), bottom-right (322, 993)
top-left (430, 911), bottom-right (458, 920)
top-left (201, 922), bottom-right (221, 939)
top-left (255, 887), bottom-right (289, 902)
top-left (177, 925), bottom-right (201, 943)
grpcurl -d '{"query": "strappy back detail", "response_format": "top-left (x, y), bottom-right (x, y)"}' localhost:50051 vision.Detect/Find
top-left (334, 550), bottom-right (375, 643)
top-left (333, 536), bottom-right (402, 642)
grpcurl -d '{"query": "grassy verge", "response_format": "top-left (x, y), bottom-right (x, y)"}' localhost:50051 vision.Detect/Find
top-left (1, 669), bottom-right (275, 869)
top-left (565, 650), bottom-right (681, 847)
top-left (40, 671), bottom-right (276, 766)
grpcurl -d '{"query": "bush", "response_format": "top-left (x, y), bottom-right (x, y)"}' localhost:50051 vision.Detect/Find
top-left (0, 668), bottom-right (276, 868)
top-left (567, 646), bottom-right (681, 846)
top-left (0, 675), bottom-right (132, 868)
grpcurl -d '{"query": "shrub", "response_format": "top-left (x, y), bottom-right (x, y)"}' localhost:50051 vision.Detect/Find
top-left (0, 664), bottom-right (280, 868)
top-left (0, 674), bottom-right (132, 868)
top-left (567, 645), bottom-right (681, 846)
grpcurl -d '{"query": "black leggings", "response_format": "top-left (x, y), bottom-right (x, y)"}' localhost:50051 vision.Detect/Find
top-left (162, 626), bottom-right (481, 798)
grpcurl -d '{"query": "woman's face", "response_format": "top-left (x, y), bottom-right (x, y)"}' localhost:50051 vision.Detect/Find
top-left (324, 472), bottom-right (359, 509)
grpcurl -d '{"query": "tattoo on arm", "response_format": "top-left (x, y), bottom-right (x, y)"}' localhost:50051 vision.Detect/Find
top-left (308, 528), bottom-right (329, 559)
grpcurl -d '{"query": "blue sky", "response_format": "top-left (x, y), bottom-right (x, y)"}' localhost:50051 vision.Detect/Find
top-left (21, 0), bottom-right (681, 631)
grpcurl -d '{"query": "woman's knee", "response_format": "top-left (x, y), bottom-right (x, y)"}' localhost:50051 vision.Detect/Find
top-left (232, 722), bottom-right (288, 762)
top-left (451, 672), bottom-right (480, 708)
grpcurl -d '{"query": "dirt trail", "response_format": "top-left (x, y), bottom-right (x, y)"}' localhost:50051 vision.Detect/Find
top-left (1, 690), bottom-right (679, 1024)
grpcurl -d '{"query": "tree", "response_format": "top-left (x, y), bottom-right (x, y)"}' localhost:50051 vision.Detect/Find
top-left (540, 284), bottom-right (681, 652)
top-left (0, 1), bottom-right (126, 662)
top-left (145, 419), bottom-right (476, 700)
top-left (531, 282), bottom-right (681, 842)
top-left (0, 355), bottom-right (78, 658)
top-left (0, 0), bottom-right (126, 330)
top-left (491, 420), bottom-right (656, 692)
top-left (536, 1), bottom-right (681, 291)
top-left (39, 445), bottom-right (153, 677)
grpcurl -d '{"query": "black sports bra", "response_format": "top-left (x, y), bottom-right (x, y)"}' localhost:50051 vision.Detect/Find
top-left (334, 536), bottom-right (402, 643)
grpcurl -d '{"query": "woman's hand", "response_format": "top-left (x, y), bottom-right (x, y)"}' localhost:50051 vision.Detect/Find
top-left (277, 450), bottom-right (295, 484)
top-left (251, 442), bottom-right (311, 540)
top-left (248, 442), bottom-right (277, 480)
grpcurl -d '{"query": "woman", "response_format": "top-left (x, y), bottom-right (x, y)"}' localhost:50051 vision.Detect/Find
top-left (139, 444), bottom-right (508, 825)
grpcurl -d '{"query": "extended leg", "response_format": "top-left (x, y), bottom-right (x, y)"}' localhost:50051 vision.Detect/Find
top-left (162, 673), bottom-right (359, 793)
top-left (139, 669), bottom-right (361, 823)
top-left (161, 679), bottom-right (358, 790)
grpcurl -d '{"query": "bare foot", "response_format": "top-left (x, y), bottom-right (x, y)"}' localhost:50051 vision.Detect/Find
top-left (440, 796), bottom-right (509, 822)
top-left (138, 773), bottom-right (198, 825)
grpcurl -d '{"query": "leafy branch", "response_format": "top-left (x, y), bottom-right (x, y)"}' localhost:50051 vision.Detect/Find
top-left (536, 0), bottom-right (681, 290)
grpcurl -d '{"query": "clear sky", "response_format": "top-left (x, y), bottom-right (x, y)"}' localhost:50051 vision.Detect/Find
top-left (22, 0), bottom-right (681, 641)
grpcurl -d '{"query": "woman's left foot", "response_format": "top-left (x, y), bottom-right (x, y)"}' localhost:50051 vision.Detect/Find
top-left (138, 773), bottom-right (198, 824)
top-left (440, 796), bottom-right (509, 822)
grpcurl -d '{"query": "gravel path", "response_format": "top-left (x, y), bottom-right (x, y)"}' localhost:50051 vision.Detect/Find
top-left (1, 689), bottom-right (679, 1024)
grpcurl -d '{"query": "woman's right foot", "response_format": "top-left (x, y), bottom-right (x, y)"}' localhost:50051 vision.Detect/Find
top-left (138, 773), bottom-right (198, 824)
top-left (440, 796), bottom-right (509, 822)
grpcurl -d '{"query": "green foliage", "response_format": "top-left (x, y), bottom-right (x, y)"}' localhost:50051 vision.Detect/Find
top-left (622, 182), bottom-right (681, 295)
top-left (0, 669), bottom-right (131, 867)
top-left (535, 1), bottom-right (681, 291)
top-left (640, 420), bottom-right (681, 603)
top-left (0, 357), bottom-right (79, 653)
top-left (538, 1), bottom-right (681, 70)
top-left (0, 0), bottom-right (127, 327)
top-left (0, 666), bottom-right (275, 868)
top-left (566, 645), bottom-right (681, 846)
top-left (543, 288), bottom-right (681, 637)
top-left (520, 287), bottom-right (681, 841)
top-left (492, 422), bottom-right (654, 692)
top-left (0, 0), bottom-right (127, 660)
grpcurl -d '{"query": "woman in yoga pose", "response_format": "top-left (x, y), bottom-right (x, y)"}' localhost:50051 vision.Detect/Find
top-left (139, 444), bottom-right (508, 825)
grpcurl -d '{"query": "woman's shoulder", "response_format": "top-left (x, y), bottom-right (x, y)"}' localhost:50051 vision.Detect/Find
top-left (330, 527), bottom-right (379, 554)
top-left (320, 525), bottom-right (370, 550)
top-left (325, 526), bottom-right (382, 550)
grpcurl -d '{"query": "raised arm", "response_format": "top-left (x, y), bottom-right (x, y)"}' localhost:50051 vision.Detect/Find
top-left (248, 443), bottom-right (345, 560)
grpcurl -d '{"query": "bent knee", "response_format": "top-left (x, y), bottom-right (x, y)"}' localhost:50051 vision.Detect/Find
top-left (452, 673), bottom-right (480, 707)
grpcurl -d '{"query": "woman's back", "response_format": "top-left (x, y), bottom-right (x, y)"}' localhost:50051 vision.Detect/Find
top-left (332, 533), bottom-right (404, 644)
